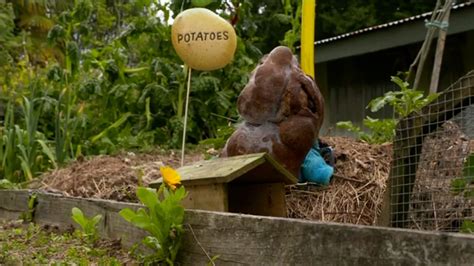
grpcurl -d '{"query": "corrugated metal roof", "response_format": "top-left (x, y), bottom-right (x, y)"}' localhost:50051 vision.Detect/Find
top-left (315, 1), bottom-right (473, 45)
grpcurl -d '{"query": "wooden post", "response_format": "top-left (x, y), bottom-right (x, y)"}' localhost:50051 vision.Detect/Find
top-left (429, 0), bottom-right (454, 93)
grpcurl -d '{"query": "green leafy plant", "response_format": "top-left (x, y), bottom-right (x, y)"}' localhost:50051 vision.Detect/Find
top-left (0, 221), bottom-right (134, 264)
top-left (71, 207), bottom-right (102, 244)
top-left (120, 167), bottom-right (186, 265)
top-left (337, 76), bottom-right (439, 144)
top-left (279, 0), bottom-right (302, 52)
top-left (198, 124), bottom-right (235, 149)
top-left (0, 0), bottom-right (267, 184)
top-left (451, 154), bottom-right (474, 198)
top-left (0, 179), bottom-right (18, 189)
top-left (460, 220), bottom-right (474, 234)
top-left (20, 194), bottom-right (37, 222)
top-left (367, 76), bottom-right (439, 118)
top-left (450, 154), bottom-right (474, 233)
top-left (336, 117), bottom-right (396, 144)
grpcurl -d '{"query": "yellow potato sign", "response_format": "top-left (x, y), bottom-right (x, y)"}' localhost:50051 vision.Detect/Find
top-left (171, 8), bottom-right (237, 71)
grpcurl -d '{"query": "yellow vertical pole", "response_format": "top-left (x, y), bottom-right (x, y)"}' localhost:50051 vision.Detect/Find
top-left (301, 0), bottom-right (316, 79)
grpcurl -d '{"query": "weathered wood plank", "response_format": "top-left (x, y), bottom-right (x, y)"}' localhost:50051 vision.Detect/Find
top-left (150, 153), bottom-right (297, 188)
top-left (33, 192), bottom-right (148, 248)
top-left (1, 190), bottom-right (474, 265)
top-left (151, 153), bottom-right (266, 187)
top-left (180, 210), bottom-right (474, 265)
top-left (0, 190), bottom-right (30, 221)
top-left (228, 183), bottom-right (287, 217)
top-left (182, 183), bottom-right (228, 212)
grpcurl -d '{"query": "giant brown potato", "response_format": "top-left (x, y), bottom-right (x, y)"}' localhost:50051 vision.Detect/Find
top-left (223, 46), bottom-right (325, 176)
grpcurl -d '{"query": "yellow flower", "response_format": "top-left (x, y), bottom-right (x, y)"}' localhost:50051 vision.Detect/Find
top-left (160, 166), bottom-right (181, 190)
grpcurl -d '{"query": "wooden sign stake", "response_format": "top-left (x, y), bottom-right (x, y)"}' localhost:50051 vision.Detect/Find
top-left (181, 66), bottom-right (192, 167)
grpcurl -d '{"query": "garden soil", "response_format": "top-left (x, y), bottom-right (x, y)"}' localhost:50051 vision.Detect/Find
top-left (30, 137), bottom-right (392, 225)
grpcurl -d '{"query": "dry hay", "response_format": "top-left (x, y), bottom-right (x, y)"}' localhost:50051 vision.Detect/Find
top-left (29, 151), bottom-right (205, 202)
top-left (409, 121), bottom-right (474, 231)
top-left (286, 136), bottom-right (392, 225)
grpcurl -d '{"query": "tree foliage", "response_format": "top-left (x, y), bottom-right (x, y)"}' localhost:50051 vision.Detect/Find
top-left (0, 0), bottom-right (459, 182)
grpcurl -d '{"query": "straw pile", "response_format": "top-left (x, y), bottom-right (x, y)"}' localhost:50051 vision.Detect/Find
top-left (286, 136), bottom-right (392, 225)
top-left (30, 151), bottom-right (205, 202)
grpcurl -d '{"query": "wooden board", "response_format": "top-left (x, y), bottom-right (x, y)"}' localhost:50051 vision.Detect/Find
top-left (150, 153), bottom-right (297, 188)
top-left (0, 190), bottom-right (30, 221)
top-left (228, 183), bottom-right (287, 217)
top-left (182, 183), bottom-right (228, 212)
top-left (0, 190), bottom-right (473, 265)
top-left (33, 192), bottom-right (148, 248)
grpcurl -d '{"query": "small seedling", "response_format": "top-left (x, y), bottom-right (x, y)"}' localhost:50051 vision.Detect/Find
top-left (20, 194), bottom-right (37, 222)
top-left (71, 207), bottom-right (102, 243)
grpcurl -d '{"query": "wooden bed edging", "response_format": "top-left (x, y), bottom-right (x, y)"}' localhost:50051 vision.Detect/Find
top-left (1, 189), bottom-right (474, 265)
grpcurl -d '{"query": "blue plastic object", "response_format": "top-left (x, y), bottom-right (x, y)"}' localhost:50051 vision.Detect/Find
top-left (299, 142), bottom-right (334, 185)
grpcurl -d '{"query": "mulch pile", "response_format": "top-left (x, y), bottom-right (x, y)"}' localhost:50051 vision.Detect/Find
top-left (409, 121), bottom-right (473, 231)
top-left (30, 138), bottom-right (392, 226)
top-left (286, 137), bottom-right (392, 225)
top-left (29, 150), bottom-right (205, 202)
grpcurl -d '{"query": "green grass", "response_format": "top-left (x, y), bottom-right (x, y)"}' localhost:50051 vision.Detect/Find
top-left (0, 220), bottom-right (136, 265)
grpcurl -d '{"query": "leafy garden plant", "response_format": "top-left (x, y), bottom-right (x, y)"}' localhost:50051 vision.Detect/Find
top-left (120, 166), bottom-right (186, 265)
top-left (71, 207), bottom-right (102, 244)
top-left (337, 76), bottom-right (439, 144)
top-left (449, 154), bottom-right (474, 233)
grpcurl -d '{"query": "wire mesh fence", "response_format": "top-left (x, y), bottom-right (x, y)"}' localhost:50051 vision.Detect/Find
top-left (390, 70), bottom-right (474, 232)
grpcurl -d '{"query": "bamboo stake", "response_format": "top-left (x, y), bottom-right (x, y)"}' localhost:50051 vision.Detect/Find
top-left (412, 0), bottom-right (443, 91)
top-left (429, 0), bottom-right (454, 93)
top-left (181, 66), bottom-right (192, 167)
top-left (407, 0), bottom-right (441, 88)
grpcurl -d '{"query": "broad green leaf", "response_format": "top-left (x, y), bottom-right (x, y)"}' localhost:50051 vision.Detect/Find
top-left (391, 76), bottom-right (409, 90)
top-left (368, 97), bottom-right (387, 112)
top-left (90, 112), bottom-right (131, 143)
top-left (174, 186), bottom-right (187, 201)
top-left (92, 214), bottom-right (102, 225)
top-left (19, 158), bottom-right (33, 181)
top-left (136, 187), bottom-right (159, 210)
top-left (130, 214), bottom-right (152, 230)
top-left (0, 179), bottom-right (17, 189)
top-left (119, 208), bottom-right (137, 222)
top-left (143, 236), bottom-right (161, 250)
top-left (168, 205), bottom-right (185, 224)
top-left (37, 139), bottom-right (58, 169)
top-left (273, 13), bottom-right (292, 24)
top-left (71, 207), bottom-right (86, 228)
top-left (460, 220), bottom-right (474, 233)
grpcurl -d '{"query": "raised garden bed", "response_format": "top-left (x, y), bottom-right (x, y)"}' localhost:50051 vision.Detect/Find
top-left (1, 189), bottom-right (474, 265)
top-left (28, 136), bottom-right (393, 226)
